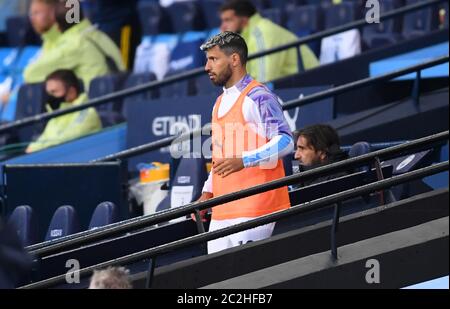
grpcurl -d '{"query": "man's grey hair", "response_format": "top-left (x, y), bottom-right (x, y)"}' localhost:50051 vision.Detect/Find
top-left (89, 266), bottom-right (132, 289)
top-left (200, 31), bottom-right (248, 65)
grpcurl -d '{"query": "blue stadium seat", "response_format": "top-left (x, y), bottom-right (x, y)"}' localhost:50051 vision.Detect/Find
top-left (45, 205), bottom-right (80, 242)
top-left (159, 35), bottom-right (205, 97)
top-left (323, 2), bottom-right (359, 29)
top-left (171, 156), bottom-right (208, 202)
top-left (138, 1), bottom-right (172, 35)
top-left (89, 73), bottom-right (128, 127)
top-left (268, 0), bottom-right (303, 11)
top-left (133, 33), bottom-right (179, 80)
top-left (349, 141), bottom-right (371, 172)
top-left (261, 8), bottom-right (285, 27)
top-left (159, 70), bottom-right (195, 98)
top-left (7, 205), bottom-right (37, 247)
top-left (249, 0), bottom-right (269, 11)
top-left (88, 202), bottom-right (119, 230)
top-left (441, 1), bottom-right (449, 29)
top-left (200, 0), bottom-right (222, 29)
top-left (285, 5), bottom-right (322, 55)
top-left (13, 46), bottom-right (41, 74)
top-left (5, 16), bottom-right (40, 47)
top-left (166, 1), bottom-right (205, 33)
top-left (286, 5), bottom-right (322, 37)
top-left (349, 141), bottom-right (371, 158)
top-left (168, 37), bottom-right (205, 71)
top-left (156, 156), bottom-right (208, 213)
top-left (403, 0), bottom-right (439, 39)
top-left (362, 0), bottom-right (403, 49)
top-left (14, 82), bottom-right (46, 143)
top-left (122, 72), bottom-right (158, 119)
top-left (0, 48), bottom-right (19, 75)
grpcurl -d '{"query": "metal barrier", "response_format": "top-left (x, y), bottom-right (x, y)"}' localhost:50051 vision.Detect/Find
top-left (93, 55), bottom-right (449, 162)
top-left (20, 160), bottom-right (449, 289)
top-left (27, 130), bottom-right (449, 257)
top-left (0, 0), bottom-right (446, 135)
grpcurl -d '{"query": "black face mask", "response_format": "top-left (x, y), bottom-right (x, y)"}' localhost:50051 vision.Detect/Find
top-left (46, 93), bottom-right (66, 110)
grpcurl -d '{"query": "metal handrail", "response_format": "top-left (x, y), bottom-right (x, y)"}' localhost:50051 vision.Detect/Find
top-left (93, 55), bottom-right (449, 162)
top-left (0, 0), bottom-right (445, 135)
top-left (27, 130), bottom-right (449, 256)
top-left (20, 161), bottom-right (449, 289)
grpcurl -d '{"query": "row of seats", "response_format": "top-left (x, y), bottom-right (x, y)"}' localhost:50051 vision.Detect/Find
top-left (137, 0), bottom-right (446, 38)
top-left (10, 70), bottom-right (219, 140)
top-left (1, 0), bottom-right (446, 51)
top-left (7, 201), bottom-right (119, 247)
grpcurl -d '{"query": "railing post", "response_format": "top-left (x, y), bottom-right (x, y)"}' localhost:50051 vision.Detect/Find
top-left (412, 69), bottom-right (422, 109)
top-left (194, 209), bottom-right (206, 234)
top-left (374, 156), bottom-right (386, 205)
top-left (145, 257), bottom-right (156, 289)
top-left (330, 202), bottom-right (342, 260)
top-left (194, 208), bottom-right (208, 253)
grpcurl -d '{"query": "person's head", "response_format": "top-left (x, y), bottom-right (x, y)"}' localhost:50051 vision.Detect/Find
top-left (88, 267), bottom-right (132, 289)
top-left (294, 124), bottom-right (341, 167)
top-left (45, 69), bottom-right (82, 109)
top-left (29, 0), bottom-right (58, 35)
top-left (201, 31), bottom-right (248, 88)
top-left (220, 0), bottom-right (257, 33)
top-left (54, 0), bottom-right (84, 32)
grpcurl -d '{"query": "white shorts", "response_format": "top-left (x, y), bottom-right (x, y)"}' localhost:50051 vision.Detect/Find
top-left (207, 217), bottom-right (275, 254)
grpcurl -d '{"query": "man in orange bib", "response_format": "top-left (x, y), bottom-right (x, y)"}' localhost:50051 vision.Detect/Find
top-left (197, 32), bottom-right (294, 254)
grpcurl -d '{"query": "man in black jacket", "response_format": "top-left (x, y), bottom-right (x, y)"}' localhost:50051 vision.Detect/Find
top-left (293, 124), bottom-right (349, 187)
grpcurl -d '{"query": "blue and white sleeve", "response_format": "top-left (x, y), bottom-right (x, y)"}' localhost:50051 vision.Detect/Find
top-left (242, 133), bottom-right (294, 168)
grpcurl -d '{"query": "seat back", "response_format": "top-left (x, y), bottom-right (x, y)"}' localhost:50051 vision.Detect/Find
top-left (403, 0), bottom-right (439, 38)
top-left (324, 2), bottom-right (359, 29)
top-left (261, 8), bottom-right (285, 27)
top-left (166, 1), bottom-right (204, 33)
top-left (200, 0), bottom-right (222, 29)
top-left (6, 16), bottom-right (40, 47)
top-left (88, 202), bottom-right (119, 230)
top-left (349, 141), bottom-right (371, 172)
top-left (170, 156), bottom-right (208, 209)
top-left (89, 73), bottom-right (127, 126)
top-left (14, 82), bottom-right (46, 143)
top-left (7, 205), bottom-right (37, 246)
top-left (45, 205), bottom-right (80, 242)
top-left (122, 72), bottom-right (158, 119)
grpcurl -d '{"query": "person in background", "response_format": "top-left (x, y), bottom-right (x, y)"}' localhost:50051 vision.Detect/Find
top-left (89, 266), bottom-right (132, 289)
top-left (196, 32), bottom-right (293, 254)
top-left (26, 69), bottom-right (101, 153)
top-left (82, 0), bottom-right (141, 70)
top-left (293, 124), bottom-right (349, 187)
top-left (219, 0), bottom-right (319, 83)
top-left (23, 0), bottom-right (125, 90)
top-left (1, 0), bottom-right (60, 108)
top-left (319, 0), bottom-right (361, 65)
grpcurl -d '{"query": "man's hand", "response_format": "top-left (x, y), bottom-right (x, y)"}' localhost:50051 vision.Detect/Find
top-left (213, 158), bottom-right (244, 178)
top-left (191, 192), bottom-right (213, 222)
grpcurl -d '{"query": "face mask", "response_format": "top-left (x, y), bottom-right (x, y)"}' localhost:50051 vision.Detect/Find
top-left (46, 93), bottom-right (66, 110)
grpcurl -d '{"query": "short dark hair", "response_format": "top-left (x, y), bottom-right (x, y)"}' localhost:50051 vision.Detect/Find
top-left (45, 69), bottom-right (82, 94)
top-left (220, 0), bottom-right (257, 17)
top-left (200, 31), bottom-right (248, 65)
top-left (55, 0), bottom-right (84, 32)
top-left (294, 124), bottom-right (341, 157)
